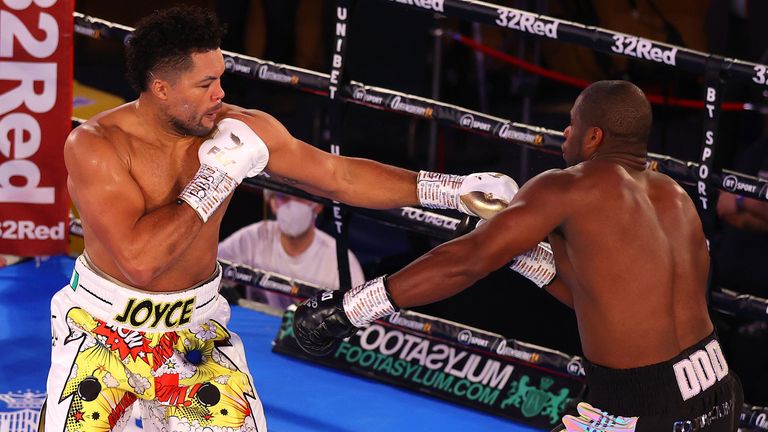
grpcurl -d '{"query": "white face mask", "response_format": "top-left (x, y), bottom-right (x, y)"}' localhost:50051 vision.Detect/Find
top-left (276, 201), bottom-right (316, 237)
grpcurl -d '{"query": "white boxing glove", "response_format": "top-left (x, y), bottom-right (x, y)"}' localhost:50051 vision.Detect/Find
top-left (509, 242), bottom-right (557, 288)
top-left (417, 171), bottom-right (518, 219)
top-left (178, 118), bottom-right (270, 222)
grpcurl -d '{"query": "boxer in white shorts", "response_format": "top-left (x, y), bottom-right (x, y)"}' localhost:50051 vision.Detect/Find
top-left (43, 255), bottom-right (262, 431)
top-left (41, 5), bottom-right (517, 431)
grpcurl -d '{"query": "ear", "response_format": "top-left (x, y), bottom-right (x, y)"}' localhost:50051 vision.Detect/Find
top-left (312, 204), bottom-right (323, 215)
top-left (584, 126), bottom-right (604, 153)
top-left (149, 76), bottom-right (170, 101)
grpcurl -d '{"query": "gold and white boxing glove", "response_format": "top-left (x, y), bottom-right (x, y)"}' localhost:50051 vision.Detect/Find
top-left (178, 118), bottom-right (270, 222)
top-left (416, 171), bottom-right (519, 219)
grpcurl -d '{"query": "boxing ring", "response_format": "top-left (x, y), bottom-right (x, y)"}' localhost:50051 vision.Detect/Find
top-left (0, 256), bottom-right (541, 431)
top-left (3, 1), bottom-right (768, 431)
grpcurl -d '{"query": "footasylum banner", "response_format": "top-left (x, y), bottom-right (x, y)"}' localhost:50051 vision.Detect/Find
top-left (273, 306), bottom-right (587, 429)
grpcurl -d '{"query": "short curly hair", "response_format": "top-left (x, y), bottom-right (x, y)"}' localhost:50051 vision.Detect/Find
top-left (125, 6), bottom-right (225, 93)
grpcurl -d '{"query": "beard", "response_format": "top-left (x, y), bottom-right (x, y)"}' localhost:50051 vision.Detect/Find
top-left (168, 114), bottom-right (212, 137)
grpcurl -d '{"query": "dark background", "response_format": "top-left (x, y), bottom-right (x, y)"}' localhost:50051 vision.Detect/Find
top-left (72, 0), bottom-right (768, 405)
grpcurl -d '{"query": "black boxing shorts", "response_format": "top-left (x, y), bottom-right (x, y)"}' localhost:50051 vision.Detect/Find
top-left (551, 332), bottom-right (743, 432)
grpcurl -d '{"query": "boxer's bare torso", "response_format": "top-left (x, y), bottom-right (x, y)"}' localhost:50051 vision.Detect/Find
top-left (66, 103), bottom-right (268, 292)
top-left (386, 81), bottom-right (714, 370)
top-left (545, 160), bottom-right (713, 368)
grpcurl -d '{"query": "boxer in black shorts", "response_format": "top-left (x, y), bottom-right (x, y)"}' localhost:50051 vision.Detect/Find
top-left (293, 80), bottom-right (745, 431)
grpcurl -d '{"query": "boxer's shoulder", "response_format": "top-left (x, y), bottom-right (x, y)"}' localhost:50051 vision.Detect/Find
top-left (65, 104), bottom-right (136, 169)
top-left (518, 168), bottom-right (577, 197)
top-left (557, 162), bottom-right (629, 196)
top-left (72, 102), bottom-right (139, 141)
top-left (646, 168), bottom-right (687, 196)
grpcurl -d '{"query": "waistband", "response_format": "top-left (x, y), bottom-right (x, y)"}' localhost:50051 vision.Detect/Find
top-left (68, 255), bottom-right (222, 332)
top-left (585, 331), bottom-right (731, 415)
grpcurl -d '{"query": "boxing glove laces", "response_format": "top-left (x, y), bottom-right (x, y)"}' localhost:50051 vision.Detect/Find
top-left (293, 276), bottom-right (398, 356)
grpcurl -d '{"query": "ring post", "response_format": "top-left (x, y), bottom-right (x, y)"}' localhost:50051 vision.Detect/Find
top-left (696, 56), bottom-right (725, 231)
top-left (328, 0), bottom-right (355, 291)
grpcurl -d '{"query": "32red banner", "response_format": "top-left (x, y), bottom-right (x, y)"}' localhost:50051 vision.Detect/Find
top-left (0, 0), bottom-right (72, 255)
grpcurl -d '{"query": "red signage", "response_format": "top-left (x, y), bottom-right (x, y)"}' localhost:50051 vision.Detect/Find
top-left (0, 0), bottom-right (72, 255)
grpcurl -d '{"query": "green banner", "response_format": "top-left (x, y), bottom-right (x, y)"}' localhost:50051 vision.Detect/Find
top-left (273, 308), bottom-right (586, 429)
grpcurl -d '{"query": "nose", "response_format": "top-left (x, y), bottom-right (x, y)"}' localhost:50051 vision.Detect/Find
top-left (562, 127), bottom-right (570, 151)
top-left (212, 80), bottom-right (225, 101)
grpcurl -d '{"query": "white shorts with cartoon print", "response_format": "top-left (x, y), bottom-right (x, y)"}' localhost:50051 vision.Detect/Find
top-left (41, 255), bottom-right (266, 432)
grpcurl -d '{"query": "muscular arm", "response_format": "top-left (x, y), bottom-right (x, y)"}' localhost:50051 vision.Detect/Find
top-left (240, 111), bottom-right (418, 209)
top-left (66, 126), bottom-right (202, 286)
top-left (741, 197), bottom-right (768, 225)
top-left (387, 170), bottom-right (572, 307)
top-left (716, 191), bottom-right (768, 231)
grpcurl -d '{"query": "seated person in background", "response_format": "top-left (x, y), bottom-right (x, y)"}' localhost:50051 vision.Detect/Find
top-left (713, 138), bottom-right (768, 297)
top-left (713, 138), bottom-right (768, 406)
top-left (218, 190), bottom-right (365, 309)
